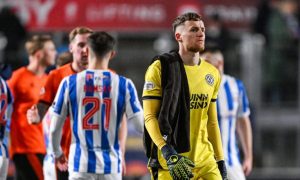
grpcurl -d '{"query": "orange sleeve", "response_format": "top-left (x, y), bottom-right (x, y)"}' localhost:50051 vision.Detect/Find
top-left (39, 71), bottom-right (56, 105)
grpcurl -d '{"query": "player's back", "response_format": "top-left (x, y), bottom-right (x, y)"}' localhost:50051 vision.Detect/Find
top-left (52, 69), bottom-right (143, 174)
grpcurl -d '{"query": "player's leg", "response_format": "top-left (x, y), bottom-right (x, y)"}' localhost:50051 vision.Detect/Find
top-left (227, 164), bottom-right (246, 180)
top-left (13, 153), bottom-right (45, 180)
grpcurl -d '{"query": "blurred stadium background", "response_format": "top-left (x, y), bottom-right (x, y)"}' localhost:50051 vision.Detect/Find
top-left (1, 0), bottom-right (300, 179)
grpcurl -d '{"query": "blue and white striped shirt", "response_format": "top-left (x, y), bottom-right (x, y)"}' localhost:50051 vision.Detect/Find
top-left (0, 77), bottom-right (13, 158)
top-left (50, 70), bottom-right (143, 174)
top-left (217, 74), bottom-right (250, 167)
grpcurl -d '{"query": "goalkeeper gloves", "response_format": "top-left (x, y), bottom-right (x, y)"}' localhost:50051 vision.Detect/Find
top-left (161, 144), bottom-right (195, 180)
top-left (217, 160), bottom-right (228, 180)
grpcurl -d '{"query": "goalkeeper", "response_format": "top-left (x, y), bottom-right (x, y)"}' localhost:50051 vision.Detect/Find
top-left (142, 12), bottom-right (228, 180)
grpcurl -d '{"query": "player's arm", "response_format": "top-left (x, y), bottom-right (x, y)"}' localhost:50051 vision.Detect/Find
top-left (27, 101), bottom-right (50, 124)
top-left (207, 102), bottom-right (228, 180)
top-left (37, 102), bottom-right (50, 120)
top-left (119, 114), bottom-right (127, 155)
top-left (143, 99), bottom-right (165, 149)
top-left (27, 72), bottom-right (55, 124)
top-left (207, 71), bottom-right (224, 161)
top-left (236, 116), bottom-right (253, 176)
top-left (119, 114), bottom-right (127, 175)
top-left (142, 60), bottom-right (165, 148)
top-left (207, 101), bottom-right (224, 161)
top-left (236, 80), bottom-right (253, 176)
top-left (49, 78), bottom-right (69, 170)
top-left (125, 79), bottom-right (144, 133)
top-left (207, 72), bottom-right (228, 180)
top-left (123, 79), bottom-right (144, 174)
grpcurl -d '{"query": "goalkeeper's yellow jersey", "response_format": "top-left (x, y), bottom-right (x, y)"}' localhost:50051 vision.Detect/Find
top-left (143, 59), bottom-right (224, 169)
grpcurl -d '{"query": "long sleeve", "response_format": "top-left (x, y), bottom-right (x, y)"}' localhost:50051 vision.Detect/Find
top-left (49, 112), bottom-right (65, 157)
top-left (49, 78), bottom-right (69, 158)
top-left (143, 99), bottom-right (166, 150)
top-left (207, 102), bottom-right (224, 161)
top-left (125, 79), bottom-right (144, 133)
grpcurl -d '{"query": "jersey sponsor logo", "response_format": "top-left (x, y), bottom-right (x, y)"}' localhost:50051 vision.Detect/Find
top-left (143, 81), bottom-right (155, 90)
top-left (190, 93), bottom-right (208, 109)
top-left (205, 74), bottom-right (214, 86)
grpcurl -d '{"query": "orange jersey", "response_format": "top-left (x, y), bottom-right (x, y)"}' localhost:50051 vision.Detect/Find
top-left (7, 67), bottom-right (47, 157)
top-left (40, 63), bottom-right (76, 158)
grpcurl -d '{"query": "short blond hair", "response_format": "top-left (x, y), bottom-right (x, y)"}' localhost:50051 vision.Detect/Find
top-left (69, 27), bottom-right (93, 42)
top-left (25, 35), bottom-right (52, 55)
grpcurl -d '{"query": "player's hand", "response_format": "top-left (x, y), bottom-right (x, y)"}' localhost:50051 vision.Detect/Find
top-left (161, 144), bottom-right (194, 180)
top-left (26, 105), bottom-right (40, 124)
top-left (217, 160), bottom-right (228, 180)
top-left (55, 154), bottom-right (68, 172)
top-left (242, 157), bottom-right (253, 176)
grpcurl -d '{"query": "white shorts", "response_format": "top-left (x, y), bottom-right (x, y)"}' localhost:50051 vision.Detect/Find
top-left (227, 163), bottom-right (246, 180)
top-left (43, 154), bottom-right (57, 180)
top-left (0, 143), bottom-right (9, 180)
top-left (69, 171), bottom-right (121, 180)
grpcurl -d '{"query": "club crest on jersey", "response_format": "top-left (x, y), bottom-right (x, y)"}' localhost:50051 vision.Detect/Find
top-left (144, 81), bottom-right (155, 90)
top-left (86, 74), bottom-right (108, 81)
top-left (40, 87), bottom-right (45, 95)
top-left (205, 74), bottom-right (214, 86)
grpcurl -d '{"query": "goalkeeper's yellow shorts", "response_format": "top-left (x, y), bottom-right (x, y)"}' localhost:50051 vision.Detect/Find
top-left (149, 160), bottom-right (222, 180)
